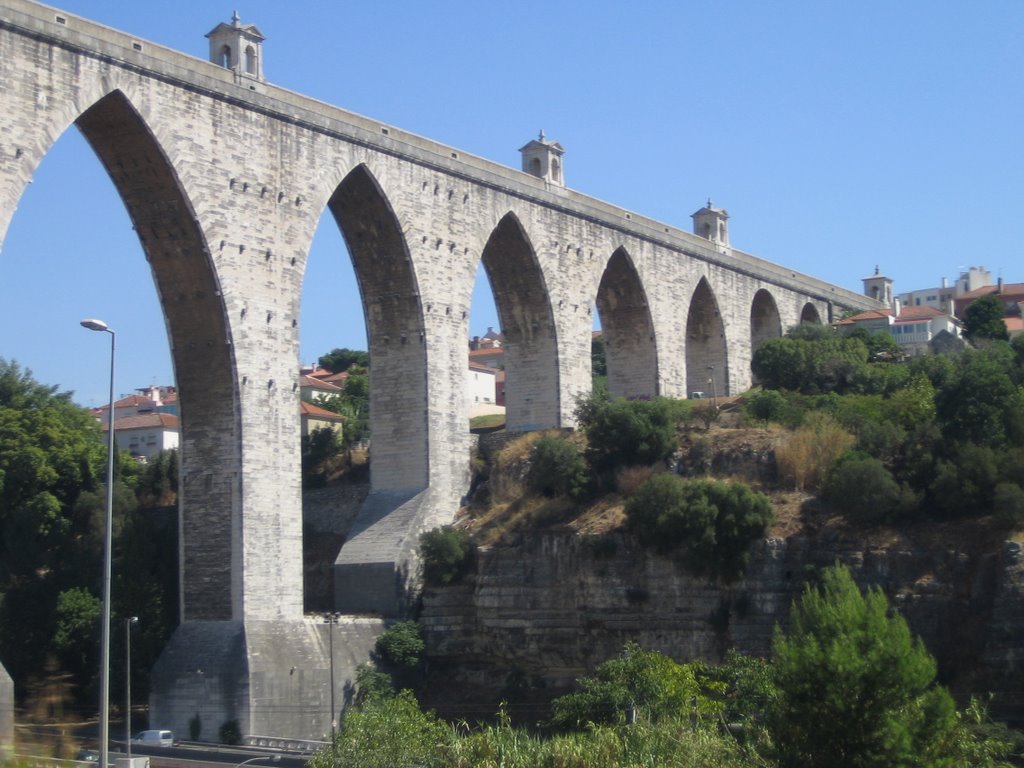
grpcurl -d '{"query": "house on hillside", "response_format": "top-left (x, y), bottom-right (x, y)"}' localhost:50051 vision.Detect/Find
top-left (300, 374), bottom-right (344, 406)
top-left (836, 305), bottom-right (962, 356)
top-left (300, 400), bottom-right (346, 438)
top-left (954, 279), bottom-right (1024, 338)
top-left (103, 412), bottom-right (180, 461)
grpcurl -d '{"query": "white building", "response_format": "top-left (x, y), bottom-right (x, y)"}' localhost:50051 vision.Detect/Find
top-left (104, 412), bottom-right (180, 461)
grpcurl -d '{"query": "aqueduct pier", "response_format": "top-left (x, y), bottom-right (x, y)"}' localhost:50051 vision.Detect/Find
top-left (0, 0), bottom-right (879, 739)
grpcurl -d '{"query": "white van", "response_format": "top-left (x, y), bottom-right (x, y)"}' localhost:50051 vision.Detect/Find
top-left (131, 730), bottom-right (174, 747)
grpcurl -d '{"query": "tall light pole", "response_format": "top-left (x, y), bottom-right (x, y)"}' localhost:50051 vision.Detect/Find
top-left (323, 612), bottom-right (339, 764)
top-left (707, 365), bottom-right (718, 409)
top-left (81, 318), bottom-right (115, 768)
top-left (125, 616), bottom-right (138, 760)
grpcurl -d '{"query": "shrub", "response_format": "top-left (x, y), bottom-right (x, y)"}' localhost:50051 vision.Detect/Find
top-left (744, 389), bottom-right (789, 424)
top-left (309, 689), bottom-right (447, 768)
top-left (419, 525), bottom-right (474, 586)
top-left (526, 435), bottom-right (589, 499)
top-left (626, 475), bottom-right (773, 582)
top-left (578, 396), bottom-right (690, 476)
top-left (218, 719), bottom-right (241, 745)
top-left (375, 620), bottom-right (425, 669)
top-left (550, 642), bottom-right (723, 728)
top-left (823, 455), bottom-right (906, 522)
top-left (355, 662), bottom-right (395, 705)
top-left (994, 482), bottom-right (1024, 527)
top-left (775, 413), bottom-right (853, 491)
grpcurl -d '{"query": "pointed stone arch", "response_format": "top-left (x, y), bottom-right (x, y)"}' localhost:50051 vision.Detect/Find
top-left (72, 90), bottom-right (236, 620)
top-left (595, 247), bottom-right (658, 399)
top-left (750, 289), bottom-right (782, 382)
top-left (480, 213), bottom-right (559, 431)
top-left (800, 302), bottom-right (823, 325)
top-left (326, 164), bottom-right (427, 491)
top-left (685, 277), bottom-right (728, 398)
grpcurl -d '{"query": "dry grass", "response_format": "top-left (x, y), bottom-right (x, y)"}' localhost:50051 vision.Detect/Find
top-left (614, 465), bottom-right (658, 496)
top-left (775, 413), bottom-right (853, 492)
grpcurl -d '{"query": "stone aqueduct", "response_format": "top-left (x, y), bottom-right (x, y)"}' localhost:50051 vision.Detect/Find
top-left (0, 1), bottom-right (878, 739)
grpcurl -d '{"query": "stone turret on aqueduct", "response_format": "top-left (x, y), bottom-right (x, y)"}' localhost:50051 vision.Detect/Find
top-left (0, 0), bottom-right (880, 740)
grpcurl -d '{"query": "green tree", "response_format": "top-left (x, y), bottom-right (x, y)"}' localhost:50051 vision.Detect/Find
top-left (577, 396), bottom-right (690, 477)
top-left (419, 526), bottom-right (474, 586)
top-left (769, 564), bottom-right (958, 768)
top-left (318, 347), bottom-right (369, 373)
top-left (963, 295), bottom-right (1009, 342)
top-left (823, 455), bottom-right (909, 522)
top-left (526, 435), bottom-right (589, 499)
top-left (308, 689), bottom-right (447, 768)
top-left (935, 349), bottom-right (1021, 448)
top-left (0, 360), bottom-right (109, 694)
top-left (375, 621), bottom-right (425, 669)
top-left (626, 475), bottom-right (773, 582)
top-left (52, 586), bottom-right (100, 692)
top-left (550, 642), bottom-right (723, 729)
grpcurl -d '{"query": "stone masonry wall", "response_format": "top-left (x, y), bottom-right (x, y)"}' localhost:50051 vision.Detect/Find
top-left (420, 532), bottom-right (1023, 723)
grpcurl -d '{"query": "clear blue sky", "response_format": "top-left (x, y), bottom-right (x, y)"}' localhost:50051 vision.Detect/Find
top-left (2, 1), bottom-right (1022, 406)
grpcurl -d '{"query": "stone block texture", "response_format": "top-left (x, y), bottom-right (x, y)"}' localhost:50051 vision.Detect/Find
top-left (0, 0), bottom-right (881, 739)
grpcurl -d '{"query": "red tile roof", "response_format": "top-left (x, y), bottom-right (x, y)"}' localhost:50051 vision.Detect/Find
top-left (895, 306), bottom-right (945, 321)
top-left (105, 413), bottom-right (179, 431)
top-left (835, 308), bottom-right (893, 325)
top-left (300, 375), bottom-right (343, 392)
top-left (469, 361), bottom-right (497, 373)
top-left (300, 401), bottom-right (346, 420)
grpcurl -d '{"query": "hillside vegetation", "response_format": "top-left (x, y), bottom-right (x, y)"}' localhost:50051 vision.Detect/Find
top-left (458, 326), bottom-right (1024, 566)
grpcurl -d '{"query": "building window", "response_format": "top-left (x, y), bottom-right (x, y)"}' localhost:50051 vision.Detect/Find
top-left (219, 45), bottom-right (231, 68)
top-left (244, 45), bottom-right (257, 74)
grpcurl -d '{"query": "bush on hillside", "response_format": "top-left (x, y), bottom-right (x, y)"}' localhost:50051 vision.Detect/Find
top-left (822, 455), bottom-right (912, 523)
top-left (526, 435), bottom-right (590, 499)
top-left (550, 642), bottom-right (723, 728)
top-left (375, 620), bottom-right (425, 669)
top-left (626, 475), bottom-right (773, 582)
top-left (420, 525), bottom-right (474, 586)
top-left (576, 395), bottom-right (691, 477)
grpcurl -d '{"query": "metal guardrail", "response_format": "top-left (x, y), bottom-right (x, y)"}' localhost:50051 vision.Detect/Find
top-left (240, 736), bottom-right (327, 754)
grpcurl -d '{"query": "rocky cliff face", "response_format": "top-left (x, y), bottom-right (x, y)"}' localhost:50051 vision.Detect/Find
top-left (419, 528), bottom-right (1024, 723)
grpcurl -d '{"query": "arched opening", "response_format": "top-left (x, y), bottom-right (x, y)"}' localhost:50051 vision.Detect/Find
top-left (750, 289), bottom-right (782, 383)
top-left (551, 158), bottom-right (561, 183)
top-left (479, 213), bottom-right (559, 431)
top-left (529, 157), bottom-right (541, 177)
top-left (298, 188), bottom-right (367, 614)
top-left (685, 277), bottom-right (728, 398)
top-left (244, 46), bottom-right (256, 75)
top-left (0, 90), bottom-right (233, 628)
top-left (219, 45), bottom-right (231, 68)
top-left (595, 248), bottom-right (657, 399)
top-left (74, 91), bottom-right (234, 622)
top-left (468, 264), bottom-right (504, 429)
top-left (325, 165), bottom-right (427, 492)
top-left (800, 302), bottom-right (822, 325)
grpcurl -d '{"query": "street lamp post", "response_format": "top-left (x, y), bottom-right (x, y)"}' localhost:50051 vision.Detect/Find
top-left (81, 319), bottom-right (115, 768)
top-left (125, 616), bottom-right (138, 760)
top-left (323, 612), bottom-right (339, 764)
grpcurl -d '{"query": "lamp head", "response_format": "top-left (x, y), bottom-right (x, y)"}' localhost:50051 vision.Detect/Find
top-left (80, 318), bottom-right (110, 332)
